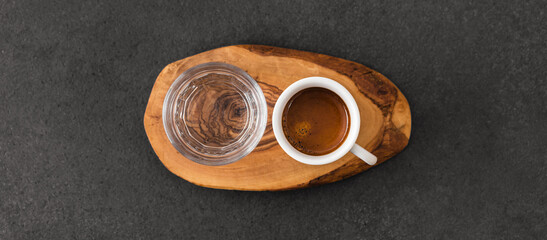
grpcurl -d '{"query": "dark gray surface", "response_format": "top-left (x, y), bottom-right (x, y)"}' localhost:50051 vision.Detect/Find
top-left (1, 0), bottom-right (546, 239)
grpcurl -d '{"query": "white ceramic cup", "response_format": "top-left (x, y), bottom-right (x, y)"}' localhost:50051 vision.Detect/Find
top-left (272, 77), bottom-right (377, 166)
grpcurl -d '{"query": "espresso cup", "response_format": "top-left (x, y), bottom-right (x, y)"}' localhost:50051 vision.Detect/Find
top-left (272, 77), bottom-right (377, 166)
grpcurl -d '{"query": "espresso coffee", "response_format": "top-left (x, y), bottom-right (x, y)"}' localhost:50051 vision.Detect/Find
top-left (282, 87), bottom-right (350, 156)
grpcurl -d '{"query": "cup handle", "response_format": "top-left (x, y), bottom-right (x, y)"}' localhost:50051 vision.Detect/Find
top-left (350, 144), bottom-right (377, 165)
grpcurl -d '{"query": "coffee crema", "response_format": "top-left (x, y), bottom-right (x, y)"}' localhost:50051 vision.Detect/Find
top-left (282, 87), bottom-right (350, 156)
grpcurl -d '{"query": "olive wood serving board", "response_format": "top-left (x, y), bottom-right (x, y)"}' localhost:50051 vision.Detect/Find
top-left (144, 45), bottom-right (411, 191)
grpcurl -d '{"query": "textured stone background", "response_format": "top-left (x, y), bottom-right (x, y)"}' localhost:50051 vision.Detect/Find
top-left (1, 0), bottom-right (546, 239)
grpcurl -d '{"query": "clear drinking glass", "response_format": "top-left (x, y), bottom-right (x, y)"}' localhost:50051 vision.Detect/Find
top-left (162, 62), bottom-right (267, 166)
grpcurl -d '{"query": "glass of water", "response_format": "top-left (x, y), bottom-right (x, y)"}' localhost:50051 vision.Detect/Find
top-left (162, 62), bottom-right (268, 166)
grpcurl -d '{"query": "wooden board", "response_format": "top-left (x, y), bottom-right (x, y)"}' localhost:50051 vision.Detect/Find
top-left (144, 45), bottom-right (411, 191)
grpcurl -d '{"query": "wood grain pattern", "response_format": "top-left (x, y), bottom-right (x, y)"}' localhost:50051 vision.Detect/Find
top-left (144, 45), bottom-right (411, 191)
top-left (180, 73), bottom-right (249, 147)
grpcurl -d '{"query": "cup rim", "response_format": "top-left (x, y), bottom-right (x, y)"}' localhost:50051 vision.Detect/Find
top-left (272, 77), bottom-right (361, 165)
